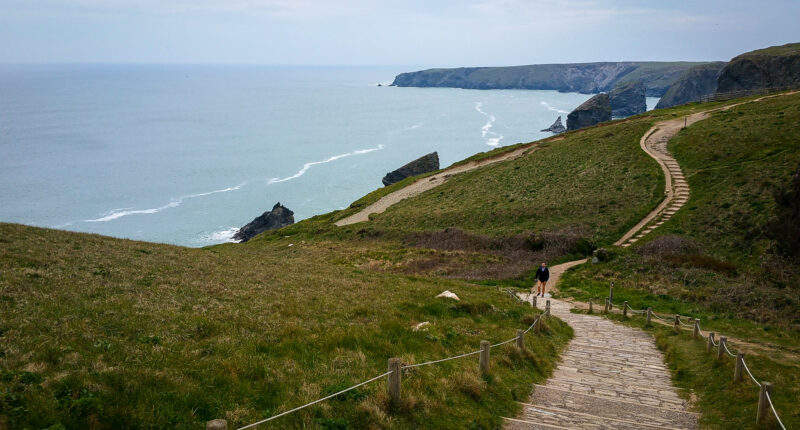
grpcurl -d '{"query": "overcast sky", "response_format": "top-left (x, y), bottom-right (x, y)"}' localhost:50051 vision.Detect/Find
top-left (1, 0), bottom-right (798, 66)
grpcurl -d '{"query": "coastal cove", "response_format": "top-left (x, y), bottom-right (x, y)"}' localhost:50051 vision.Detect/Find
top-left (0, 64), bottom-right (659, 246)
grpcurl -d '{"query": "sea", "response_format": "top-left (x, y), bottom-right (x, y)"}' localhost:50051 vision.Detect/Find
top-left (0, 65), bottom-right (660, 247)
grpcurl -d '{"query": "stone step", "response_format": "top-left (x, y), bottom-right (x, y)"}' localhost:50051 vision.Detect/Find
top-left (507, 403), bottom-right (686, 430)
top-left (528, 386), bottom-right (698, 430)
top-left (545, 379), bottom-right (687, 409)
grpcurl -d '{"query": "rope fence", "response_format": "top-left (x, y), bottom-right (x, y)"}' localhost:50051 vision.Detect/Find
top-left (603, 289), bottom-right (788, 430)
top-left (210, 293), bottom-right (549, 430)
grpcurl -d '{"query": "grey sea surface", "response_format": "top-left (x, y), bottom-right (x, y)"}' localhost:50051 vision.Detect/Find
top-left (0, 65), bottom-right (659, 246)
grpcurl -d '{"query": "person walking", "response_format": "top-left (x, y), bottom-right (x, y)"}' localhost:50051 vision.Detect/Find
top-left (534, 262), bottom-right (550, 297)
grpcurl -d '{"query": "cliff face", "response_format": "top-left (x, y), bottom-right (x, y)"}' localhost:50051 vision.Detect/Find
top-left (609, 80), bottom-right (646, 117)
top-left (392, 62), bottom-right (711, 97)
top-left (716, 43), bottom-right (800, 93)
top-left (567, 93), bottom-right (611, 131)
top-left (655, 62), bottom-right (727, 109)
top-left (382, 152), bottom-right (440, 186)
top-left (541, 116), bottom-right (566, 134)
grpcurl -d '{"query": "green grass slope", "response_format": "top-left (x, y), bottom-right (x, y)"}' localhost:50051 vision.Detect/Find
top-left (0, 224), bottom-right (570, 429)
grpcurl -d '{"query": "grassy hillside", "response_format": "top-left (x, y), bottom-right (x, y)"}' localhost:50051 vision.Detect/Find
top-left (0, 224), bottom-right (571, 429)
top-left (559, 92), bottom-right (800, 328)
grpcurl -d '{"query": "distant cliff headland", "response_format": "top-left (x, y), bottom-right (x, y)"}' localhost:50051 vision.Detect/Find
top-left (391, 62), bottom-right (711, 97)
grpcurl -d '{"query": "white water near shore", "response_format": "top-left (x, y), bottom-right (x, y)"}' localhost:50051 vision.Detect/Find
top-left (0, 65), bottom-right (659, 246)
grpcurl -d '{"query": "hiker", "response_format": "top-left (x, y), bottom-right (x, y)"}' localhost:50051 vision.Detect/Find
top-left (534, 262), bottom-right (550, 297)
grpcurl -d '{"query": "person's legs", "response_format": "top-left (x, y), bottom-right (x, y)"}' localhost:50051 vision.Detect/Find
top-left (541, 281), bottom-right (548, 296)
top-left (537, 280), bottom-right (543, 295)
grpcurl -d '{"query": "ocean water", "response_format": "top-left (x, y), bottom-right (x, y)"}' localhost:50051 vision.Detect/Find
top-left (0, 65), bottom-right (660, 246)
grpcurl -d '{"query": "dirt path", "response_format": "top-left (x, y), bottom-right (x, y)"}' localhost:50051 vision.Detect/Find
top-left (334, 141), bottom-right (552, 226)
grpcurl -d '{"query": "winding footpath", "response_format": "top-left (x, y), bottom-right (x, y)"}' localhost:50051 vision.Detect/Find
top-left (503, 113), bottom-right (706, 429)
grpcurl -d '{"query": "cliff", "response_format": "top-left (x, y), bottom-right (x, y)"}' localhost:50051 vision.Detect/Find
top-left (382, 152), bottom-right (440, 186)
top-left (655, 62), bottom-right (727, 109)
top-left (609, 80), bottom-right (646, 117)
top-left (567, 93), bottom-right (611, 131)
top-left (391, 62), bottom-right (711, 97)
top-left (716, 42), bottom-right (800, 93)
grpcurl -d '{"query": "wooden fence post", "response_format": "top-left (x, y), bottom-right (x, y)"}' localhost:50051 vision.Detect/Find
top-left (588, 300), bottom-right (593, 314)
top-left (532, 296), bottom-right (537, 309)
top-left (604, 298), bottom-right (609, 313)
top-left (516, 330), bottom-right (525, 350)
top-left (674, 315), bottom-right (680, 333)
top-left (480, 340), bottom-right (490, 374)
top-left (388, 358), bottom-right (402, 405)
top-left (717, 336), bottom-right (727, 360)
top-left (693, 320), bottom-right (700, 339)
top-left (609, 282), bottom-right (614, 303)
top-left (623, 301), bottom-right (628, 317)
top-left (756, 382), bottom-right (773, 425)
top-left (707, 332), bottom-right (715, 353)
top-left (535, 316), bottom-right (541, 334)
top-left (645, 307), bottom-right (652, 326)
top-left (734, 353), bottom-right (744, 383)
top-left (207, 420), bottom-right (227, 430)
top-left (545, 300), bottom-right (551, 316)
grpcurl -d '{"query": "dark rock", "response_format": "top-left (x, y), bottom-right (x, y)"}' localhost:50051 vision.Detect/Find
top-left (377, 83), bottom-right (382, 87)
top-left (716, 43), bottom-right (800, 94)
top-left (391, 62), bottom-right (714, 97)
top-left (233, 202), bottom-right (294, 242)
top-left (382, 152), bottom-right (439, 186)
top-left (541, 116), bottom-right (566, 134)
top-left (656, 62), bottom-right (727, 109)
top-left (567, 94), bottom-right (611, 131)
top-left (609, 80), bottom-right (646, 117)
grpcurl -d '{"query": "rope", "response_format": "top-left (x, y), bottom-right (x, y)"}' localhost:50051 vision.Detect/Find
top-left (711, 337), bottom-right (719, 347)
top-left (741, 359), bottom-right (761, 387)
top-left (237, 371), bottom-right (392, 429)
top-left (523, 316), bottom-right (540, 334)
top-left (722, 340), bottom-right (737, 357)
top-left (402, 349), bottom-right (482, 369)
top-left (491, 337), bottom-right (519, 348)
top-left (764, 391), bottom-right (788, 430)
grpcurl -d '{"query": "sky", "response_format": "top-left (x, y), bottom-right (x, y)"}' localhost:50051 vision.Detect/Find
top-left (1, 0), bottom-right (798, 66)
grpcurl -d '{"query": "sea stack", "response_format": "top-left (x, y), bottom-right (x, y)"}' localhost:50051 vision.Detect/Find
top-left (382, 152), bottom-right (440, 186)
top-left (541, 116), bottom-right (566, 134)
top-left (567, 93), bottom-right (612, 131)
top-left (609, 80), bottom-right (647, 117)
top-left (233, 202), bottom-right (295, 242)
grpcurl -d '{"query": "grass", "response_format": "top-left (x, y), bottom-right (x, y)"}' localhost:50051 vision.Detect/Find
top-left (0, 223), bottom-right (571, 429)
top-left (575, 309), bottom-right (800, 429)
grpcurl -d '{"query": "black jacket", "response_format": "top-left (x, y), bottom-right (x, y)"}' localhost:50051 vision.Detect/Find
top-left (535, 267), bottom-right (550, 282)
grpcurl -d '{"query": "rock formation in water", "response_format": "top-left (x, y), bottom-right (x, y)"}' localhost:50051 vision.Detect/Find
top-left (382, 152), bottom-right (440, 186)
top-left (391, 62), bottom-right (713, 97)
top-left (541, 116), bottom-right (566, 134)
top-left (233, 202), bottom-right (295, 242)
top-left (655, 62), bottom-right (727, 109)
top-left (716, 43), bottom-right (800, 94)
top-left (567, 94), bottom-right (612, 131)
top-left (609, 80), bottom-right (647, 117)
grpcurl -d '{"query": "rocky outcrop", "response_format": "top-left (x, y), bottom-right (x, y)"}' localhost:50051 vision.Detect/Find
top-left (609, 80), bottom-right (646, 117)
top-left (567, 94), bottom-right (611, 131)
top-left (716, 43), bottom-right (800, 94)
top-left (391, 62), bottom-right (713, 97)
top-left (233, 202), bottom-right (294, 242)
top-left (655, 62), bottom-right (727, 109)
top-left (541, 116), bottom-right (566, 134)
top-left (382, 152), bottom-right (439, 186)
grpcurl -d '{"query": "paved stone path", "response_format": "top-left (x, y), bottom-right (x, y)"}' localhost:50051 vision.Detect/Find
top-left (505, 290), bottom-right (698, 429)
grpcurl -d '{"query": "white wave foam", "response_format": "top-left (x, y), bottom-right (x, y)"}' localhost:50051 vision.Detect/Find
top-left (84, 182), bottom-right (247, 223)
top-left (475, 101), bottom-right (504, 147)
top-left (198, 227), bottom-right (240, 244)
top-left (540, 101), bottom-right (569, 114)
top-left (268, 144), bottom-right (384, 184)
